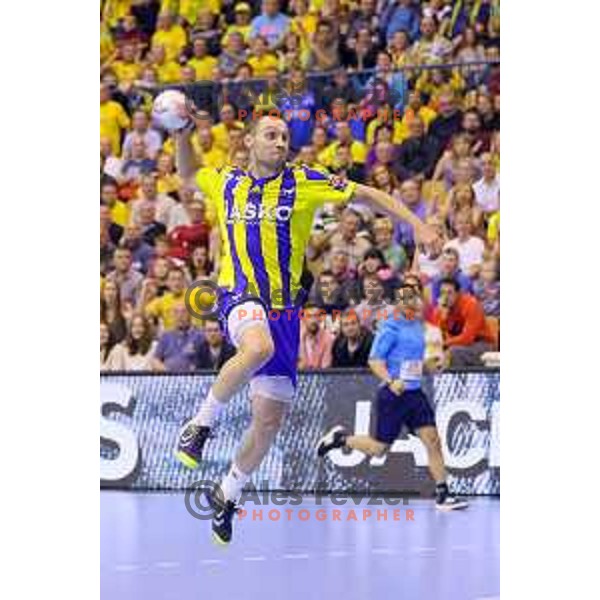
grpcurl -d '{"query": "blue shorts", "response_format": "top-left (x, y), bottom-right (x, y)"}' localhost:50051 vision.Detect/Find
top-left (219, 290), bottom-right (301, 388)
top-left (375, 386), bottom-right (436, 444)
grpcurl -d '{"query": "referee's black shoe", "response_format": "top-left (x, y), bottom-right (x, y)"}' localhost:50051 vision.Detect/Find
top-left (316, 425), bottom-right (348, 457)
top-left (435, 483), bottom-right (469, 511)
top-left (207, 487), bottom-right (241, 545)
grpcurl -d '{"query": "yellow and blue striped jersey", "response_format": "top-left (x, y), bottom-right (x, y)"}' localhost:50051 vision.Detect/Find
top-left (196, 164), bottom-right (357, 309)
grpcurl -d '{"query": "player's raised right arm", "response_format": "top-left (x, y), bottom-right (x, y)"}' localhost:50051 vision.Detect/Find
top-left (173, 129), bottom-right (199, 185)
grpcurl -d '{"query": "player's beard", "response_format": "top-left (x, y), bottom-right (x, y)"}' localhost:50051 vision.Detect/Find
top-left (268, 150), bottom-right (287, 170)
top-left (250, 150), bottom-right (287, 176)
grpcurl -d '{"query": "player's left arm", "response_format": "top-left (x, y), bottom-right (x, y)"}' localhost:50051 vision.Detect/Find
top-left (301, 168), bottom-right (438, 250)
top-left (350, 184), bottom-right (441, 252)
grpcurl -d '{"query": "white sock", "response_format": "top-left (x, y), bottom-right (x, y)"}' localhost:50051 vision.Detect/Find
top-left (220, 463), bottom-right (250, 503)
top-left (192, 389), bottom-right (224, 427)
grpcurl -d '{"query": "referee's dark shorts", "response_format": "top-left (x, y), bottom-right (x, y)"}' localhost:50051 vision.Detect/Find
top-left (374, 385), bottom-right (436, 444)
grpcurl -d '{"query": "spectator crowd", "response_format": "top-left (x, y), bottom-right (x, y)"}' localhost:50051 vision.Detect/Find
top-left (101, 0), bottom-right (500, 372)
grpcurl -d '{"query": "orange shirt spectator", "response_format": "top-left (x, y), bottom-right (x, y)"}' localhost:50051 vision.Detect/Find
top-left (431, 291), bottom-right (494, 347)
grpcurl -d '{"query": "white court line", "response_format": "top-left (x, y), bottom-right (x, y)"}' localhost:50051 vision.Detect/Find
top-left (412, 547), bottom-right (437, 553)
top-left (327, 550), bottom-right (351, 558)
top-left (154, 561), bottom-right (180, 569)
top-left (243, 556), bottom-right (266, 562)
top-left (371, 548), bottom-right (396, 555)
top-left (115, 564), bottom-right (141, 572)
top-left (200, 559), bottom-right (224, 566)
top-left (282, 553), bottom-right (310, 560)
top-left (475, 596), bottom-right (500, 600)
top-left (451, 545), bottom-right (474, 552)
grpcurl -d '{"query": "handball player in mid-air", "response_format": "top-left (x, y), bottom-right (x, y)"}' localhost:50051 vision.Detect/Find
top-left (173, 113), bottom-right (443, 543)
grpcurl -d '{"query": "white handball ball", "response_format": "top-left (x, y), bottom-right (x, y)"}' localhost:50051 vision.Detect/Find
top-left (151, 90), bottom-right (190, 132)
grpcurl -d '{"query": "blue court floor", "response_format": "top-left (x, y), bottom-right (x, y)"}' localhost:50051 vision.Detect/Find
top-left (101, 491), bottom-right (499, 600)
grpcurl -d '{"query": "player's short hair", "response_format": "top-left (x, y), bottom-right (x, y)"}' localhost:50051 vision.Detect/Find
top-left (244, 114), bottom-right (286, 137)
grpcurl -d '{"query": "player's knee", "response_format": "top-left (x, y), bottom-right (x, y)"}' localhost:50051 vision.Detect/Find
top-left (252, 408), bottom-right (284, 436)
top-left (241, 333), bottom-right (275, 365)
top-left (253, 339), bottom-right (275, 365)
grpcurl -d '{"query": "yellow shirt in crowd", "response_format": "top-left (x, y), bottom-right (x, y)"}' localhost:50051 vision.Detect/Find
top-left (146, 293), bottom-right (180, 331)
top-left (309, 0), bottom-right (351, 12)
top-left (163, 135), bottom-right (227, 169)
top-left (396, 105), bottom-right (438, 140)
top-left (146, 292), bottom-right (203, 330)
top-left (416, 71), bottom-right (465, 111)
top-left (198, 144), bottom-right (227, 169)
top-left (318, 141), bottom-right (368, 167)
top-left (291, 13), bottom-right (318, 54)
top-left (100, 100), bottom-right (131, 155)
top-left (161, 0), bottom-right (221, 23)
top-left (187, 55), bottom-right (218, 81)
top-left (152, 25), bottom-right (188, 62)
top-left (487, 212), bottom-right (500, 244)
top-left (156, 60), bottom-right (182, 84)
top-left (211, 122), bottom-right (245, 153)
top-left (248, 53), bottom-right (280, 77)
top-left (102, 0), bottom-right (131, 28)
top-left (157, 173), bottom-right (182, 196)
top-left (109, 200), bottom-right (131, 228)
top-left (100, 25), bottom-right (114, 64)
top-left (113, 60), bottom-right (142, 85)
top-left (366, 119), bottom-right (406, 145)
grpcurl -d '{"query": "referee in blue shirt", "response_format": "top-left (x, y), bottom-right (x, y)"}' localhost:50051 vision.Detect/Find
top-left (317, 280), bottom-right (468, 510)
